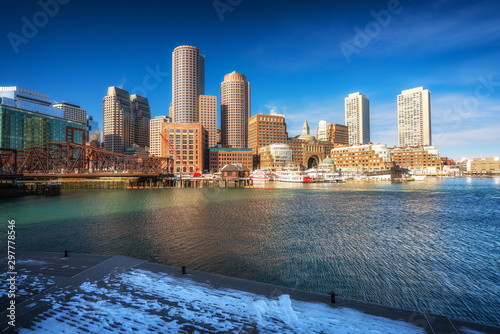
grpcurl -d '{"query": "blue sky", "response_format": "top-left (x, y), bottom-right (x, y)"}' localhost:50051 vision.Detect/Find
top-left (1, 0), bottom-right (499, 160)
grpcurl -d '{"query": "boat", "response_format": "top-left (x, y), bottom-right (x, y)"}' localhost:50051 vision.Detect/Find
top-left (276, 170), bottom-right (311, 183)
top-left (250, 170), bottom-right (276, 181)
top-left (411, 175), bottom-right (426, 181)
top-left (324, 172), bottom-right (345, 183)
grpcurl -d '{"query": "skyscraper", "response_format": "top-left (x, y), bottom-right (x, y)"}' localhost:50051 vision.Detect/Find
top-left (221, 71), bottom-right (251, 148)
top-left (397, 87), bottom-right (431, 147)
top-left (150, 116), bottom-right (171, 157)
top-left (131, 94), bottom-right (151, 149)
top-left (171, 45), bottom-right (205, 123)
top-left (103, 87), bottom-right (150, 154)
top-left (199, 95), bottom-right (217, 148)
top-left (345, 92), bottom-right (370, 146)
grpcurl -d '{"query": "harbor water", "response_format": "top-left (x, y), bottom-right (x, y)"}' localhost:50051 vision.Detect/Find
top-left (1, 177), bottom-right (499, 326)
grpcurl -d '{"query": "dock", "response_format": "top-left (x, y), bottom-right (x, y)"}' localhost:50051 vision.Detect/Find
top-left (1, 252), bottom-right (498, 333)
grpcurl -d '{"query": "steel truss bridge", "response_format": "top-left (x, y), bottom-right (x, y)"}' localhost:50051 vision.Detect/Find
top-left (0, 142), bottom-right (173, 178)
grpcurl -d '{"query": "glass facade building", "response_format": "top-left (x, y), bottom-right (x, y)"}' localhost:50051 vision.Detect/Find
top-left (0, 105), bottom-right (86, 150)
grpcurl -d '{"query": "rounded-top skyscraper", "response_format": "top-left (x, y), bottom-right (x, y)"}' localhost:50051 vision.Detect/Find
top-left (221, 71), bottom-right (250, 148)
top-left (172, 45), bottom-right (205, 123)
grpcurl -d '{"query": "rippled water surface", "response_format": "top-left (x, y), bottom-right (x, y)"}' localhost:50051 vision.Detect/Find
top-left (1, 177), bottom-right (499, 326)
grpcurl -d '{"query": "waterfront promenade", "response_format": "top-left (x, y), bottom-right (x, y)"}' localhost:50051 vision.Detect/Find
top-left (1, 251), bottom-right (498, 333)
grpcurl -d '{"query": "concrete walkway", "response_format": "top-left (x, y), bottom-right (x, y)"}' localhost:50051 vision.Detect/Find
top-left (1, 251), bottom-right (498, 333)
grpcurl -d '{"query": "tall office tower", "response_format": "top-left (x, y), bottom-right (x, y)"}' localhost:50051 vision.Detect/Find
top-left (397, 87), bottom-right (431, 147)
top-left (131, 94), bottom-right (151, 148)
top-left (248, 113), bottom-right (288, 154)
top-left (171, 45), bottom-right (205, 123)
top-left (345, 92), bottom-right (370, 146)
top-left (103, 86), bottom-right (134, 153)
top-left (53, 102), bottom-right (87, 124)
top-left (150, 115), bottom-right (172, 157)
top-left (221, 71), bottom-right (251, 148)
top-left (199, 95), bottom-right (217, 148)
top-left (317, 120), bottom-right (331, 141)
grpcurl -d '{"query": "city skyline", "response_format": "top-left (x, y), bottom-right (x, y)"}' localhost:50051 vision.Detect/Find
top-left (1, 0), bottom-right (499, 160)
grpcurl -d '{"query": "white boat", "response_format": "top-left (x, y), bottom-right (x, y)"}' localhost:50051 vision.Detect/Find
top-left (276, 170), bottom-right (312, 183)
top-left (324, 172), bottom-right (345, 183)
top-left (411, 175), bottom-right (426, 181)
top-left (250, 170), bottom-right (276, 181)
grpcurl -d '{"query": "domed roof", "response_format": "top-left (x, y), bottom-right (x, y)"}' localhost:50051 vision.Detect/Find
top-left (322, 157), bottom-right (334, 165)
top-left (298, 134), bottom-right (315, 141)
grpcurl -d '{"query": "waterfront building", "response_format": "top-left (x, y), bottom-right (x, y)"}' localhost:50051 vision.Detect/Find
top-left (0, 86), bottom-right (63, 118)
top-left (130, 94), bottom-right (151, 149)
top-left (53, 102), bottom-right (87, 124)
top-left (86, 115), bottom-right (99, 143)
top-left (103, 87), bottom-right (150, 154)
top-left (171, 45), bottom-right (204, 123)
top-left (209, 147), bottom-right (253, 172)
top-left (397, 87), bottom-right (431, 147)
top-left (345, 92), bottom-right (370, 146)
top-left (150, 116), bottom-right (172, 157)
top-left (0, 104), bottom-right (86, 150)
top-left (199, 95), bottom-right (218, 148)
top-left (317, 121), bottom-right (348, 146)
top-left (221, 71), bottom-right (251, 148)
top-left (467, 157), bottom-right (500, 174)
top-left (248, 113), bottom-right (288, 154)
top-left (161, 122), bottom-right (207, 174)
top-left (220, 164), bottom-right (250, 179)
top-left (331, 144), bottom-right (394, 173)
top-left (391, 146), bottom-right (442, 174)
top-left (258, 144), bottom-right (299, 170)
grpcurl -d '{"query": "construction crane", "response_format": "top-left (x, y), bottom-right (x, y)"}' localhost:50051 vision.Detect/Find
top-left (159, 132), bottom-right (201, 177)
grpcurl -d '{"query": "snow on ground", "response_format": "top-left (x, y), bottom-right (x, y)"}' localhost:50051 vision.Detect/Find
top-left (19, 269), bottom-right (426, 334)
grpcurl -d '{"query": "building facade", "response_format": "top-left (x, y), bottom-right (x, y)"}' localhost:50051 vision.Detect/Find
top-left (171, 45), bottom-right (205, 123)
top-left (221, 71), bottom-right (251, 148)
top-left (331, 144), bottom-right (394, 173)
top-left (103, 87), bottom-right (150, 154)
top-left (0, 86), bottom-right (63, 118)
top-left (199, 95), bottom-right (218, 148)
top-left (467, 157), bottom-right (500, 174)
top-left (248, 113), bottom-right (288, 154)
top-left (130, 94), bottom-right (151, 149)
top-left (150, 116), bottom-right (172, 157)
top-left (161, 122), bottom-right (207, 174)
top-left (397, 87), bottom-right (431, 147)
top-left (86, 115), bottom-right (99, 143)
top-left (0, 104), bottom-right (86, 150)
top-left (209, 147), bottom-right (253, 172)
top-left (317, 121), bottom-right (348, 146)
top-left (258, 144), bottom-right (299, 170)
top-left (391, 145), bottom-right (441, 174)
top-left (53, 102), bottom-right (87, 124)
top-left (345, 92), bottom-right (370, 146)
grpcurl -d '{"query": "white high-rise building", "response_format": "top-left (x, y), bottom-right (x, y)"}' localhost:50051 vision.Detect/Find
top-left (397, 87), bottom-right (431, 147)
top-left (53, 102), bottom-right (87, 124)
top-left (171, 45), bottom-right (205, 123)
top-left (317, 120), bottom-right (332, 141)
top-left (345, 92), bottom-right (370, 146)
top-left (150, 115), bottom-right (172, 157)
